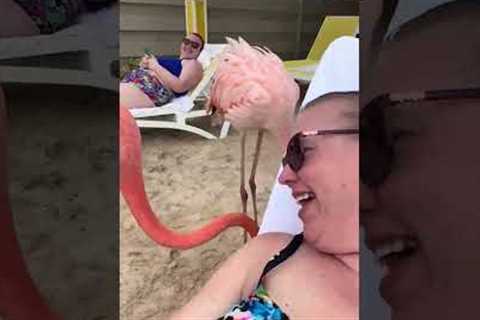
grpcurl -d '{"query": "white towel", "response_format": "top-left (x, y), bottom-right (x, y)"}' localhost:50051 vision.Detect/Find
top-left (302, 36), bottom-right (359, 109)
top-left (259, 36), bottom-right (359, 235)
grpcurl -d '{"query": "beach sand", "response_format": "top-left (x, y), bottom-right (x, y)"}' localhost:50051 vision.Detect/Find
top-left (120, 120), bottom-right (283, 319)
top-left (6, 85), bottom-right (117, 319)
top-left (5, 84), bottom-right (284, 319)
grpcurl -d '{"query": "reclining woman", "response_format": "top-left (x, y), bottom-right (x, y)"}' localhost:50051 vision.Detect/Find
top-left (120, 33), bottom-right (205, 109)
top-left (170, 91), bottom-right (359, 319)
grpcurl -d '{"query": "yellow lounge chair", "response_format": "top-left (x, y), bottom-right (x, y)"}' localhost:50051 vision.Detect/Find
top-left (185, 0), bottom-right (208, 42)
top-left (285, 16), bottom-right (359, 83)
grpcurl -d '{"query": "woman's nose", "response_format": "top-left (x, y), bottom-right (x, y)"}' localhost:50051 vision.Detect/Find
top-left (278, 164), bottom-right (298, 186)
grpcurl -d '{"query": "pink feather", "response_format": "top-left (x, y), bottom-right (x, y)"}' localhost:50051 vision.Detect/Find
top-left (208, 37), bottom-right (299, 131)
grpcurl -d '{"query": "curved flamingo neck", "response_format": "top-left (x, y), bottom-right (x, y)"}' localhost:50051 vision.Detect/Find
top-left (0, 93), bottom-right (59, 319)
top-left (119, 106), bottom-right (258, 249)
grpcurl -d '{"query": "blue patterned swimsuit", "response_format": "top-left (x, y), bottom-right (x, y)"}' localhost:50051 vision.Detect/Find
top-left (121, 57), bottom-right (188, 106)
top-left (218, 233), bottom-right (304, 320)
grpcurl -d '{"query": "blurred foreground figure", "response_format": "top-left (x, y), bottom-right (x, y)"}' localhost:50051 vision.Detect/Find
top-left (361, 1), bottom-right (480, 319)
top-left (0, 88), bottom-right (59, 320)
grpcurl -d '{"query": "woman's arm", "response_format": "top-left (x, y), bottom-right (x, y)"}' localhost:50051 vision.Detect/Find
top-left (169, 246), bottom-right (248, 319)
top-left (169, 233), bottom-right (293, 320)
top-left (148, 58), bottom-right (203, 93)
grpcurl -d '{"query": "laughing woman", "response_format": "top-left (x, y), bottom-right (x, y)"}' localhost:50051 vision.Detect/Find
top-left (120, 33), bottom-right (204, 109)
top-left (169, 92), bottom-right (359, 320)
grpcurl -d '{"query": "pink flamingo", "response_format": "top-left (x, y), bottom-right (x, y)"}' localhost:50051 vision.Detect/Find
top-left (0, 91), bottom-right (59, 319)
top-left (207, 37), bottom-right (299, 226)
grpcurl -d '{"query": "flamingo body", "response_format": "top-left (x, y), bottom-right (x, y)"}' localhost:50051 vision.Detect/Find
top-left (205, 38), bottom-right (300, 235)
top-left (208, 37), bottom-right (300, 131)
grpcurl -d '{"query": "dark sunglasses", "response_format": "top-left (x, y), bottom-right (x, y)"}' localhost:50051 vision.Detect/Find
top-left (282, 129), bottom-right (359, 172)
top-left (360, 87), bottom-right (480, 188)
top-left (182, 37), bottom-right (201, 49)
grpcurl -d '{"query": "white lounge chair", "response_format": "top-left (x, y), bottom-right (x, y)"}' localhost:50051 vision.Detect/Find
top-left (129, 43), bottom-right (231, 140)
top-left (0, 7), bottom-right (118, 91)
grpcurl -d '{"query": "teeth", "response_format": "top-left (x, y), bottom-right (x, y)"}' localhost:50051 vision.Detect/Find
top-left (294, 192), bottom-right (315, 203)
top-left (373, 238), bottom-right (417, 260)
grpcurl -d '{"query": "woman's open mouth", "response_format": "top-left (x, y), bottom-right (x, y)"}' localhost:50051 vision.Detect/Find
top-left (293, 192), bottom-right (315, 206)
top-left (372, 236), bottom-right (418, 273)
top-left (367, 234), bottom-right (421, 305)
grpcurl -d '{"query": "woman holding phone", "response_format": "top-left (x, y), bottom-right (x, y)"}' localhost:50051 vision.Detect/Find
top-left (120, 33), bottom-right (205, 109)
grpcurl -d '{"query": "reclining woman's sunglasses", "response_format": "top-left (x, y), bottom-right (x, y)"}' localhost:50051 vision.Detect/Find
top-left (182, 37), bottom-right (201, 49)
top-left (282, 129), bottom-right (359, 172)
top-left (360, 88), bottom-right (480, 188)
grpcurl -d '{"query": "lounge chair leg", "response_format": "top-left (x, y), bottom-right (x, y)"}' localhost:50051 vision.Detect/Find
top-left (240, 132), bottom-right (249, 243)
top-left (249, 129), bottom-right (264, 227)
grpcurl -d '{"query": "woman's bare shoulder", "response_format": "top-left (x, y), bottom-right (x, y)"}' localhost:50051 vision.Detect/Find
top-left (294, 243), bottom-right (358, 286)
top-left (245, 232), bottom-right (295, 255)
top-left (275, 245), bottom-right (358, 317)
top-left (182, 58), bottom-right (203, 69)
top-left (232, 233), bottom-right (295, 296)
top-left (219, 233), bottom-right (295, 275)
top-left (180, 59), bottom-right (203, 83)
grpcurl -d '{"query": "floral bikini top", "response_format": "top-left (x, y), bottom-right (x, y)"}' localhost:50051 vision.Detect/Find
top-left (218, 233), bottom-right (304, 320)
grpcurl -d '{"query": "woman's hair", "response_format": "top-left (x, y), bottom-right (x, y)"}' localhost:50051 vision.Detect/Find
top-left (190, 32), bottom-right (205, 51)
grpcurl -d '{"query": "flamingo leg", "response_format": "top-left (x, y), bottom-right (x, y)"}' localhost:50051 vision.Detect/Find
top-left (249, 129), bottom-right (264, 226)
top-left (240, 132), bottom-right (250, 243)
top-left (240, 132), bottom-right (249, 214)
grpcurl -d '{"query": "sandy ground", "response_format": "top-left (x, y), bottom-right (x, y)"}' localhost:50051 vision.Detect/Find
top-left (120, 118), bottom-right (283, 319)
top-left (6, 84), bottom-right (117, 319)
top-left (4, 83), bottom-right (284, 319)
